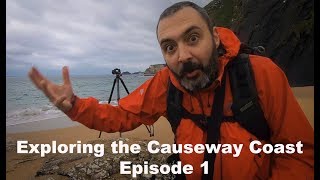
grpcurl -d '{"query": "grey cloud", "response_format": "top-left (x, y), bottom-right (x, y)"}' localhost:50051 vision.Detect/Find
top-left (6, 0), bottom-right (210, 76)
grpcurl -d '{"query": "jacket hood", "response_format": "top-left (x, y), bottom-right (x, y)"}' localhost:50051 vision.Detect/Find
top-left (168, 27), bottom-right (241, 93)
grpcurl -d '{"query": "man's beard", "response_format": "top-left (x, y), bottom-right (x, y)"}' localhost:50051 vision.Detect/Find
top-left (169, 48), bottom-right (219, 92)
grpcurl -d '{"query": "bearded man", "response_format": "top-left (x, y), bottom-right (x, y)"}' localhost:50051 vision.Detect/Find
top-left (29, 1), bottom-right (314, 179)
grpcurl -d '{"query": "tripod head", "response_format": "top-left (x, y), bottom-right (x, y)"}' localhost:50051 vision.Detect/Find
top-left (112, 68), bottom-right (122, 77)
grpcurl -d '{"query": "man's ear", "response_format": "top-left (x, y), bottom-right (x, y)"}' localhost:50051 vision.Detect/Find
top-left (212, 27), bottom-right (220, 48)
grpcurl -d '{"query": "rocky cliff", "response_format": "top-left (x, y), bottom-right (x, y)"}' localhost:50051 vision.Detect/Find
top-left (144, 64), bottom-right (166, 75)
top-left (204, 0), bottom-right (314, 87)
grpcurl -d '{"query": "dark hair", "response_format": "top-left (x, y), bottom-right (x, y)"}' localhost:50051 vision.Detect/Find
top-left (156, 1), bottom-right (214, 38)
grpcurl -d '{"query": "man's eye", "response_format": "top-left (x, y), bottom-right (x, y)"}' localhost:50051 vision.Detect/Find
top-left (189, 35), bottom-right (199, 43)
top-left (166, 45), bottom-right (175, 53)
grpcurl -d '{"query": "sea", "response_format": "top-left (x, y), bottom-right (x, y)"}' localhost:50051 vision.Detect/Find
top-left (6, 75), bottom-right (152, 129)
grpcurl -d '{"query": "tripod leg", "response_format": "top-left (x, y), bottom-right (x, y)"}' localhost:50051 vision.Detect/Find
top-left (108, 78), bottom-right (117, 103)
top-left (117, 78), bottom-right (120, 101)
top-left (119, 78), bottom-right (130, 94)
top-left (116, 78), bottom-right (122, 138)
top-left (99, 78), bottom-right (117, 138)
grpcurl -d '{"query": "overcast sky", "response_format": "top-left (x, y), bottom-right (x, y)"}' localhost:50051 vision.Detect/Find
top-left (6, 0), bottom-right (212, 76)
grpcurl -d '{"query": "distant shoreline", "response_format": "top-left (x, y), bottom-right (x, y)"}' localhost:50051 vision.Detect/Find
top-left (143, 74), bottom-right (155, 76)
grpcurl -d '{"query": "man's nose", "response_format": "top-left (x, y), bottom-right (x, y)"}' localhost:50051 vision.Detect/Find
top-left (177, 45), bottom-right (192, 63)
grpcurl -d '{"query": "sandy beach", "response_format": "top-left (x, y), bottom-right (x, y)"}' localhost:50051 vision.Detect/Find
top-left (6, 117), bottom-right (175, 180)
top-left (6, 86), bottom-right (314, 179)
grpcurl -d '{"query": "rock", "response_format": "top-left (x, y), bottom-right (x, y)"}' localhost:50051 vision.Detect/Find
top-left (143, 173), bottom-right (153, 179)
top-left (79, 167), bottom-right (86, 173)
top-left (122, 71), bottom-right (131, 75)
top-left (90, 163), bottom-right (99, 169)
top-left (36, 153), bottom-right (87, 176)
top-left (75, 163), bottom-right (83, 168)
top-left (6, 138), bottom-right (16, 152)
top-left (86, 168), bottom-right (92, 175)
top-left (204, 0), bottom-right (314, 87)
top-left (144, 64), bottom-right (166, 75)
top-left (35, 138), bottom-right (173, 179)
top-left (132, 71), bottom-right (144, 75)
top-left (98, 161), bottom-right (105, 166)
top-left (93, 170), bottom-right (107, 179)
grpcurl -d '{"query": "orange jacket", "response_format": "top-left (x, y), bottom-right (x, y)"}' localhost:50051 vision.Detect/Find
top-left (66, 27), bottom-right (314, 179)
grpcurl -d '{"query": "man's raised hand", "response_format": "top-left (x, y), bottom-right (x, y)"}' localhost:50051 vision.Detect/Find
top-left (28, 66), bottom-right (75, 113)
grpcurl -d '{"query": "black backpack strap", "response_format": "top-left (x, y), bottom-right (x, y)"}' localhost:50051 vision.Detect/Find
top-left (228, 53), bottom-right (270, 141)
top-left (166, 79), bottom-right (210, 134)
top-left (202, 53), bottom-right (271, 179)
top-left (166, 74), bottom-right (240, 136)
top-left (166, 79), bottom-right (187, 180)
top-left (167, 78), bottom-right (184, 137)
top-left (202, 70), bottom-right (227, 180)
top-left (181, 107), bottom-right (208, 131)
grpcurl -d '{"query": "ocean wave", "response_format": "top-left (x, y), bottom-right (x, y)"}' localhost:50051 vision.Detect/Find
top-left (6, 101), bottom-right (120, 126)
top-left (99, 100), bottom-right (118, 106)
top-left (6, 105), bottom-right (65, 126)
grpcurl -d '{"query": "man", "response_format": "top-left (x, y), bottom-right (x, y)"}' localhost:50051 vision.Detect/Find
top-left (29, 1), bottom-right (314, 179)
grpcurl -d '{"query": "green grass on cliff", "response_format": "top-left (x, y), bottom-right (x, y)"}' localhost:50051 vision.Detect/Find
top-left (204, 0), bottom-right (234, 28)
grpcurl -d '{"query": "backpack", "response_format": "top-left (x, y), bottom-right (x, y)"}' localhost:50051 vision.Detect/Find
top-left (166, 43), bottom-right (270, 180)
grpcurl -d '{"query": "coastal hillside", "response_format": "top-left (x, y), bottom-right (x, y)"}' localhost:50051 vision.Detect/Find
top-left (144, 64), bottom-right (166, 75)
top-left (204, 0), bottom-right (314, 87)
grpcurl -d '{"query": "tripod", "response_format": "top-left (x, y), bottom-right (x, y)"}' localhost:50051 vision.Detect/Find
top-left (98, 68), bottom-right (154, 138)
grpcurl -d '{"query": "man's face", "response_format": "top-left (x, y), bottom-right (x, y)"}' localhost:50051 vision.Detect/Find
top-left (157, 7), bottom-right (219, 91)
